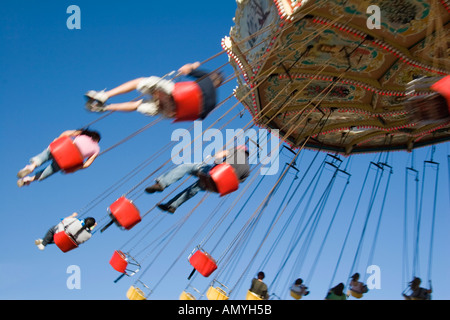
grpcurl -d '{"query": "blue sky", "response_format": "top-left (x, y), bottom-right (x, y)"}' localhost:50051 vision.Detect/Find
top-left (1, 0), bottom-right (449, 301)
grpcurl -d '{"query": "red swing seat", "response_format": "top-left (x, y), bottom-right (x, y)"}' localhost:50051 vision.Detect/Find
top-left (109, 250), bottom-right (129, 273)
top-left (54, 230), bottom-right (79, 253)
top-left (208, 163), bottom-right (240, 197)
top-left (109, 250), bottom-right (141, 276)
top-left (108, 196), bottom-right (142, 230)
top-left (172, 81), bottom-right (203, 122)
top-left (49, 136), bottom-right (84, 172)
top-left (188, 248), bottom-right (218, 277)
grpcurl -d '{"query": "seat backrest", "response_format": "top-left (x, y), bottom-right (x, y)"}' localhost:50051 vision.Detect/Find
top-left (246, 290), bottom-right (263, 300)
top-left (109, 196), bottom-right (142, 230)
top-left (126, 286), bottom-right (146, 300)
top-left (49, 136), bottom-right (84, 171)
top-left (109, 250), bottom-right (128, 274)
top-left (189, 249), bottom-right (217, 277)
top-left (206, 286), bottom-right (229, 300)
top-left (172, 82), bottom-right (203, 122)
top-left (179, 291), bottom-right (196, 300)
top-left (209, 163), bottom-right (240, 196)
top-left (348, 289), bottom-right (363, 299)
top-left (290, 290), bottom-right (302, 300)
top-left (53, 230), bottom-right (78, 253)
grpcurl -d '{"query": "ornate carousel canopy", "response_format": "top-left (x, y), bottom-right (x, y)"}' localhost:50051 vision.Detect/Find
top-left (224, 0), bottom-right (450, 155)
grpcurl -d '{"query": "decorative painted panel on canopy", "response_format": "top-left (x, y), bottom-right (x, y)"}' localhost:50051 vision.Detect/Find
top-left (224, 0), bottom-right (450, 155)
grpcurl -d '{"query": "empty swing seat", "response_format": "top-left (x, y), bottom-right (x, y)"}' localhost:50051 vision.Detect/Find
top-left (206, 286), bottom-right (229, 300)
top-left (53, 230), bottom-right (78, 253)
top-left (246, 290), bottom-right (263, 300)
top-left (109, 250), bottom-right (140, 277)
top-left (189, 248), bottom-right (218, 277)
top-left (110, 250), bottom-right (128, 273)
top-left (49, 136), bottom-right (84, 172)
top-left (172, 81), bottom-right (203, 122)
top-left (198, 163), bottom-right (240, 197)
top-left (108, 196), bottom-right (142, 230)
top-left (126, 286), bottom-right (147, 300)
top-left (179, 291), bottom-right (196, 300)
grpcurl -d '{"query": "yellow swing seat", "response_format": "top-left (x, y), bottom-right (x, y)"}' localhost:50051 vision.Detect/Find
top-left (290, 290), bottom-right (303, 300)
top-left (206, 286), bottom-right (229, 300)
top-left (179, 291), bottom-right (196, 300)
top-left (246, 290), bottom-right (263, 300)
top-left (347, 289), bottom-right (363, 299)
top-left (126, 286), bottom-right (146, 300)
